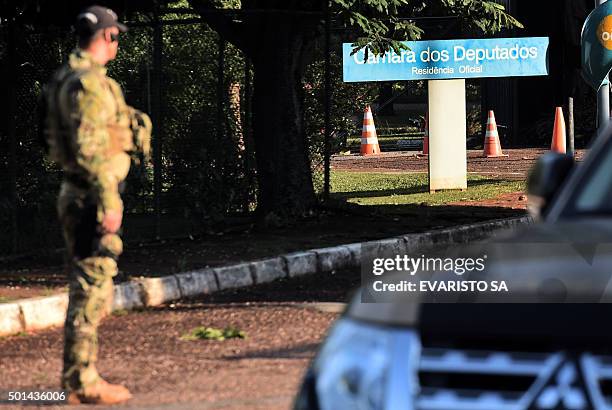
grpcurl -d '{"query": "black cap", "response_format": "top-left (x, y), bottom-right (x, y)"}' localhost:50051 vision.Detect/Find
top-left (75, 5), bottom-right (128, 35)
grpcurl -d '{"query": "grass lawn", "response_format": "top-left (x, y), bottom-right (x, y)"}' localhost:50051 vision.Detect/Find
top-left (331, 171), bottom-right (524, 207)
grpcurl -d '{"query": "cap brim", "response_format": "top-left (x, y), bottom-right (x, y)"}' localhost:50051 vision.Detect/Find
top-left (117, 22), bottom-right (128, 32)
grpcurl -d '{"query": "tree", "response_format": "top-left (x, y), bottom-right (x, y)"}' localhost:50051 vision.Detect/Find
top-left (0, 0), bottom-right (522, 221)
top-left (188, 0), bottom-right (522, 220)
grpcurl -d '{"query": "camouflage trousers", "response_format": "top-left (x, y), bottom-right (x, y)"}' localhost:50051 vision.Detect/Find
top-left (57, 182), bottom-right (123, 391)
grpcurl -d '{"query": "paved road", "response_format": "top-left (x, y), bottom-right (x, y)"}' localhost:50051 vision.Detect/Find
top-left (0, 270), bottom-right (358, 410)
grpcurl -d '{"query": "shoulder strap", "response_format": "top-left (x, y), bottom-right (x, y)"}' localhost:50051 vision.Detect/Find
top-left (42, 66), bottom-right (88, 163)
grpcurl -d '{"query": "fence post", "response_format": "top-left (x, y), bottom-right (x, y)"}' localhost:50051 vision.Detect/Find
top-left (8, 22), bottom-right (18, 254)
top-left (152, 15), bottom-right (163, 239)
top-left (217, 36), bottom-right (226, 142)
top-left (323, 0), bottom-right (332, 199)
top-left (243, 58), bottom-right (255, 213)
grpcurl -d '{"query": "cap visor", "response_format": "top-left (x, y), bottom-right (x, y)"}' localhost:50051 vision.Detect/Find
top-left (117, 22), bottom-right (128, 32)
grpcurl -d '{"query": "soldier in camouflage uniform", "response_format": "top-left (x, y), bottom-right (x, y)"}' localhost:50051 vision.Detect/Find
top-left (41, 5), bottom-right (151, 405)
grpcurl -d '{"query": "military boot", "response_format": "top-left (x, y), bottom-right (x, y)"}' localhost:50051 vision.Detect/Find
top-left (67, 378), bottom-right (132, 405)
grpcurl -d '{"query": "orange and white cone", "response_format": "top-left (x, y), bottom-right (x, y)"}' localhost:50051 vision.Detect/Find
top-left (360, 106), bottom-right (381, 155)
top-left (483, 110), bottom-right (508, 158)
top-left (551, 107), bottom-right (567, 154)
top-left (422, 113), bottom-right (429, 156)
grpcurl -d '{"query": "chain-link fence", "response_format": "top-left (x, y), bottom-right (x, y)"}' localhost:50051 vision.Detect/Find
top-left (0, 25), bottom-right (74, 256)
top-left (0, 17), bottom-right (333, 257)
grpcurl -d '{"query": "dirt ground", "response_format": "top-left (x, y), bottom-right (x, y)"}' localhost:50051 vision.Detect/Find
top-left (1, 149), bottom-right (552, 302)
top-left (332, 149), bottom-right (586, 180)
top-left (0, 149), bottom-right (561, 408)
top-left (0, 268), bottom-right (358, 410)
top-left (331, 148), bottom-right (586, 211)
top-left (449, 192), bottom-right (528, 210)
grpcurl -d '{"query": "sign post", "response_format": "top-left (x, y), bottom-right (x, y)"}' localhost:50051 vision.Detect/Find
top-left (583, 1), bottom-right (611, 132)
top-left (428, 79), bottom-right (467, 193)
top-left (343, 37), bottom-right (550, 193)
top-left (597, 0), bottom-right (610, 131)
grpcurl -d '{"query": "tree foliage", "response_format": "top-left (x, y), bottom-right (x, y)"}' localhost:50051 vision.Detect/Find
top-left (338, 0), bottom-right (523, 56)
top-left (188, 1), bottom-right (522, 56)
top-left (183, 0), bottom-right (523, 218)
top-left (1, 0), bottom-right (524, 225)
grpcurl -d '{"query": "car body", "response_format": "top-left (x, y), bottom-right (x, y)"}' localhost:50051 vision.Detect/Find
top-left (294, 127), bottom-right (612, 410)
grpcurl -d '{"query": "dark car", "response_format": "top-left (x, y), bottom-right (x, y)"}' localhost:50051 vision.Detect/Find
top-left (294, 128), bottom-right (612, 410)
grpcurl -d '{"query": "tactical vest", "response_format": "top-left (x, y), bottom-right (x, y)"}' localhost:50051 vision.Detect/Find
top-left (41, 52), bottom-right (151, 186)
top-left (41, 66), bottom-right (86, 167)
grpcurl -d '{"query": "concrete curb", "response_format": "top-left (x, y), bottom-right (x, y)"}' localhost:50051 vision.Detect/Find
top-left (0, 216), bottom-right (531, 337)
top-left (0, 303), bottom-right (24, 336)
top-left (175, 269), bottom-right (218, 298)
top-left (18, 294), bottom-right (69, 333)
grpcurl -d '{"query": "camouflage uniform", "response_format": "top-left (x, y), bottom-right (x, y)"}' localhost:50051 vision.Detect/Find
top-left (41, 49), bottom-right (151, 391)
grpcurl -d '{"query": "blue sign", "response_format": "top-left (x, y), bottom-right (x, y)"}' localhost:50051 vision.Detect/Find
top-left (582, 2), bottom-right (612, 90)
top-left (343, 37), bottom-right (549, 82)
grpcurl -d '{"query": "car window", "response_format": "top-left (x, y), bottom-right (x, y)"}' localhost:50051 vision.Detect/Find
top-left (572, 144), bottom-right (612, 214)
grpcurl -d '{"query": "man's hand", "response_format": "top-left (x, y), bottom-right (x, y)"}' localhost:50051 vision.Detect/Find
top-left (101, 210), bottom-right (122, 234)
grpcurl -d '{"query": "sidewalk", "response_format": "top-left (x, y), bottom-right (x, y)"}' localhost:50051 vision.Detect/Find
top-left (0, 215), bottom-right (531, 338)
top-left (0, 205), bottom-right (524, 302)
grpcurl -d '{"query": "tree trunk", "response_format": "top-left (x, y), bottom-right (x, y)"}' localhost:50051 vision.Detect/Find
top-left (189, 0), bottom-right (321, 219)
top-left (251, 29), bottom-right (316, 218)
top-left (228, 82), bottom-right (243, 150)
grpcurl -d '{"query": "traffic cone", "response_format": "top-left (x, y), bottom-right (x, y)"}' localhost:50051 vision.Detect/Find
top-left (422, 113), bottom-right (429, 156)
top-left (483, 110), bottom-right (508, 158)
top-left (360, 106), bottom-right (381, 155)
top-left (551, 107), bottom-right (567, 154)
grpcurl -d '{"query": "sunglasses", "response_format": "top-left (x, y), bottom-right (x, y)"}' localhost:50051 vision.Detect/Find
top-left (109, 32), bottom-right (119, 42)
